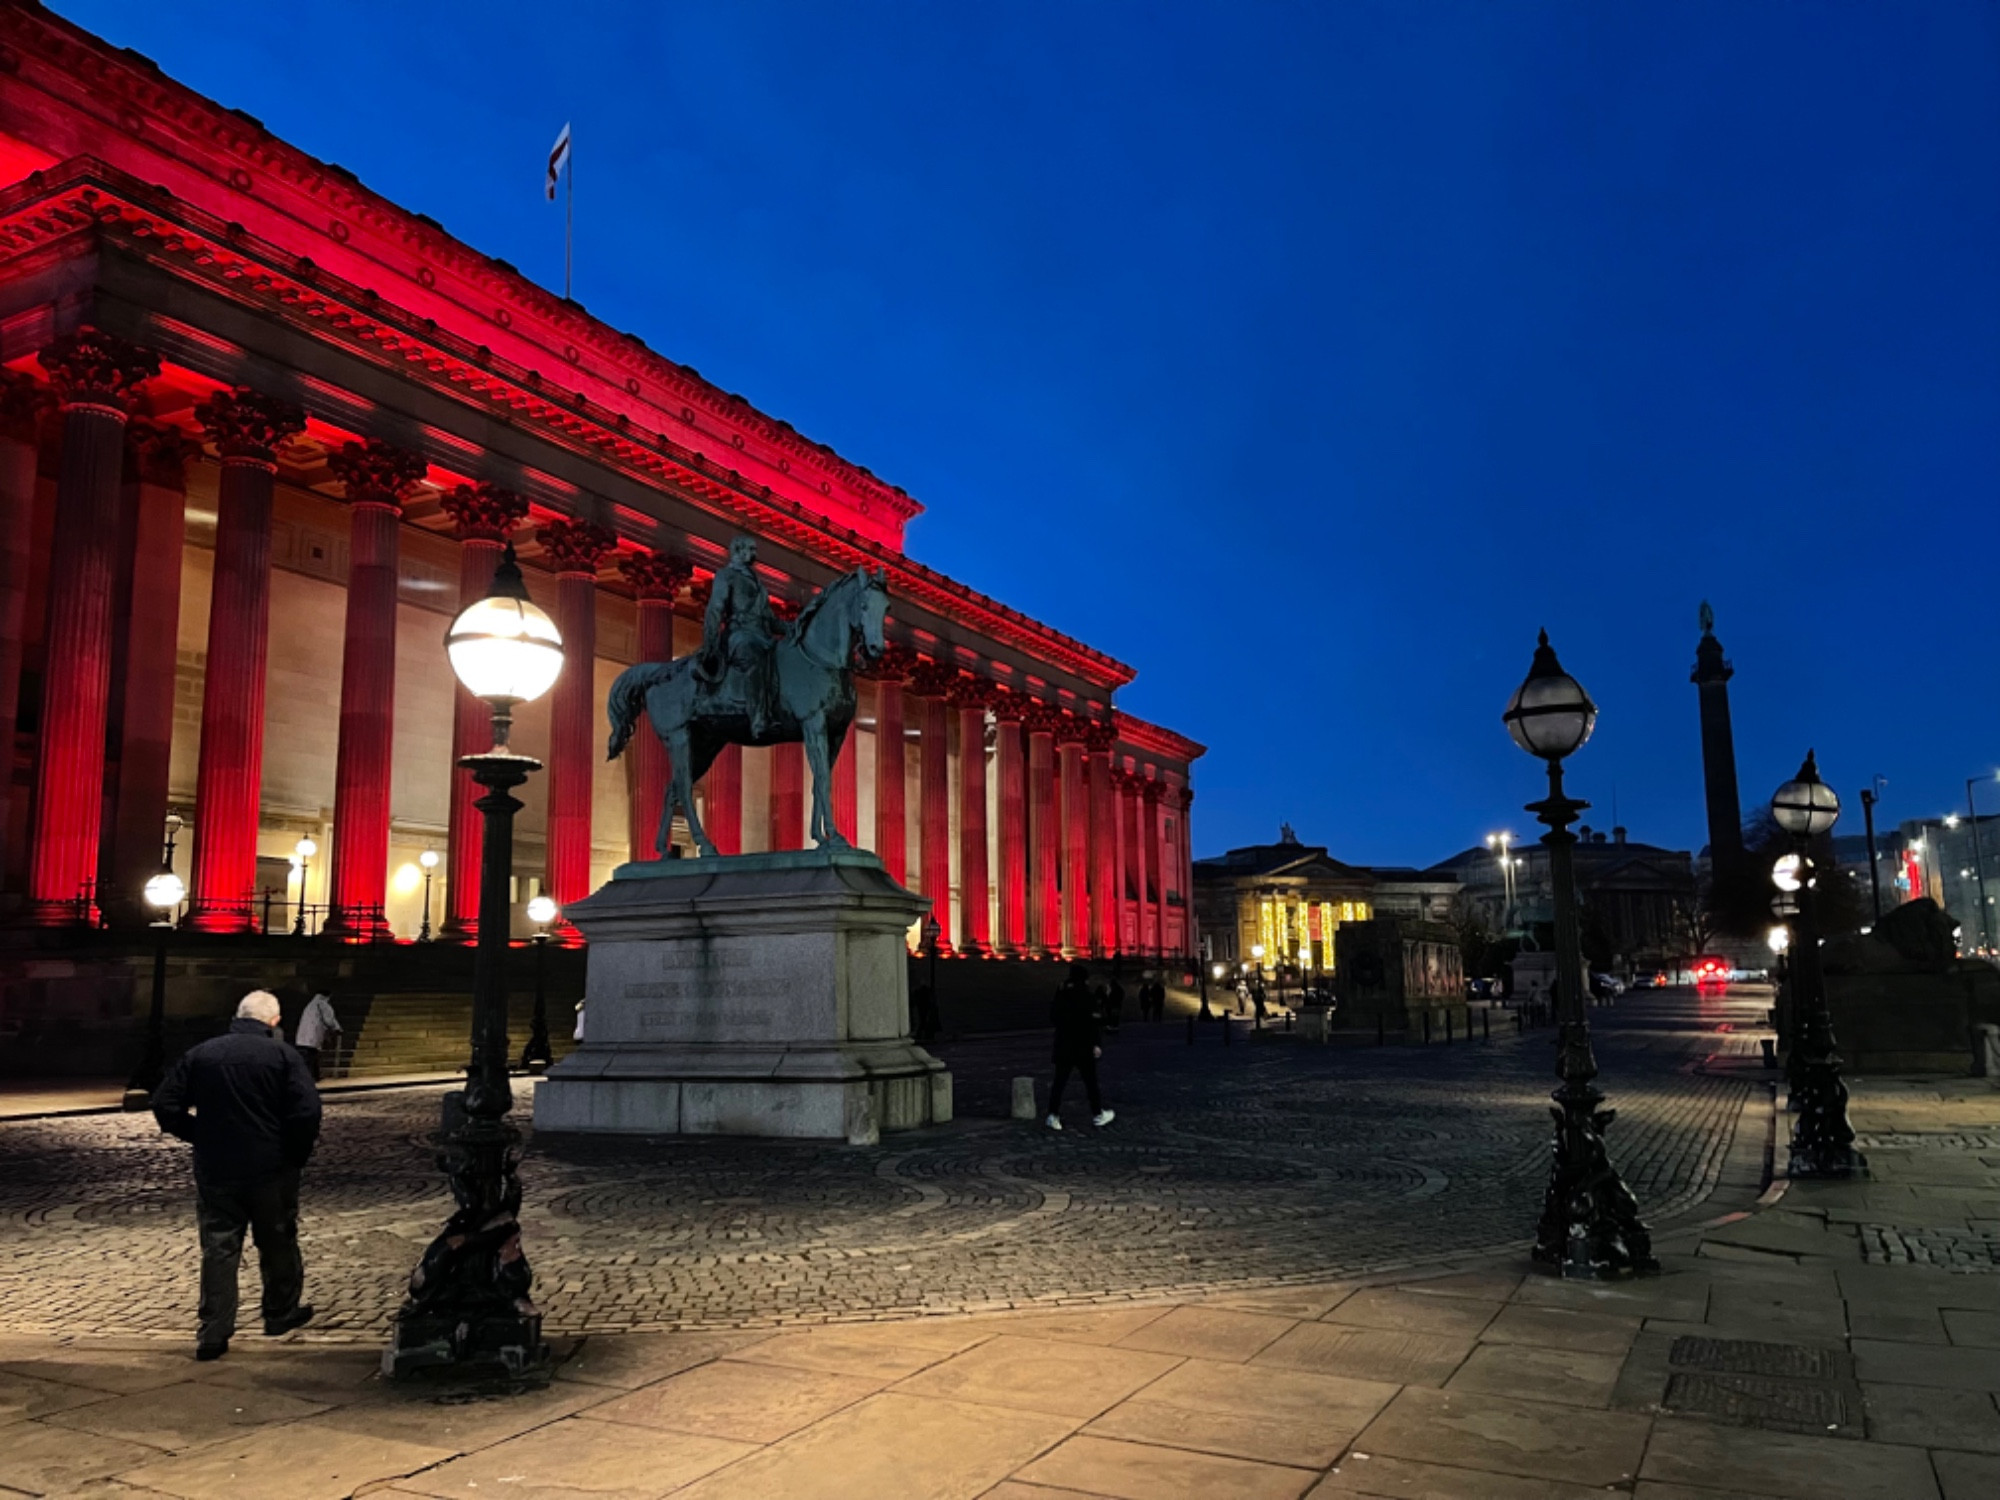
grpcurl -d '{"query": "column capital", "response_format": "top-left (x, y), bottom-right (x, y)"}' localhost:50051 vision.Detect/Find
top-left (989, 686), bottom-right (1028, 723)
top-left (329, 438), bottom-right (426, 510)
top-left (538, 517), bottom-right (617, 577)
top-left (1083, 719), bottom-right (1119, 755)
top-left (1053, 712), bottom-right (1094, 747)
top-left (441, 482), bottom-right (528, 542)
top-left (1021, 701), bottom-right (1066, 738)
top-left (949, 672), bottom-right (998, 711)
top-left (128, 421), bottom-right (195, 488)
top-left (906, 658), bottom-right (961, 699)
top-left (0, 370), bottom-right (49, 442)
top-left (195, 386), bottom-right (305, 464)
top-left (1141, 778), bottom-right (1165, 804)
top-left (856, 641), bottom-right (918, 683)
top-left (620, 548), bottom-right (692, 602)
top-left (38, 329), bottom-right (159, 415)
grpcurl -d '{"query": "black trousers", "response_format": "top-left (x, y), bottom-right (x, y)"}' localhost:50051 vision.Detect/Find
top-left (298, 1045), bottom-right (321, 1082)
top-left (1049, 1051), bottom-right (1101, 1115)
top-left (194, 1168), bottom-right (304, 1345)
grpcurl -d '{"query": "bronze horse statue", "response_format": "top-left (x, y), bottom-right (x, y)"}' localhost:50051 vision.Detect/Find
top-left (605, 567), bottom-right (890, 858)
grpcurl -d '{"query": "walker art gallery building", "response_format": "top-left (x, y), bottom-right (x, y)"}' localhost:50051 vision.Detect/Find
top-left (0, 6), bottom-right (1202, 1014)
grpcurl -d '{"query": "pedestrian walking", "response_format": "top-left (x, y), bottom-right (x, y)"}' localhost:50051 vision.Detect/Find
top-left (1046, 963), bottom-right (1114, 1131)
top-left (1105, 977), bottom-right (1127, 1032)
top-left (294, 989), bottom-right (341, 1082)
top-left (1148, 978), bottom-right (1167, 1022)
top-left (151, 990), bottom-right (322, 1361)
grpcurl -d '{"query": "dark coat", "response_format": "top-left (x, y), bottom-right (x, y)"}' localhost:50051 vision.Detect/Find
top-left (1051, 980), bottom-right (1102, 1060)
top-left (153, 1017), bottom-right (323, 1186)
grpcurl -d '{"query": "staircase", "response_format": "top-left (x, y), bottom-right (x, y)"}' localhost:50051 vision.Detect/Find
top-left (337, 990), bottom-right (577, 1078)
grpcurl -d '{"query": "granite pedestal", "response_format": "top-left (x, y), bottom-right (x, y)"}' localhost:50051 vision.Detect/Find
top-left (533, 849), bottom-right (951, 1144)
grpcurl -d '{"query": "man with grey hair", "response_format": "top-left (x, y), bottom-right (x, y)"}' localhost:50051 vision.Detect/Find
top-left (153, 990), bottom-right (322, 1360)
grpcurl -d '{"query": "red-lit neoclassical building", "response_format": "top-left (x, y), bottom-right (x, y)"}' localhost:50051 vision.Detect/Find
top-left (0, 5), bottom-right (1201, 960)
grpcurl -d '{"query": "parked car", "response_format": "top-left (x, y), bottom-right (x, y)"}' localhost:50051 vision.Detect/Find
top-left (1589, 972), bottom-right (1626, 999)
top-left (1465, 977), bottom-right (1498, 1000)
top-left (1691, 955), bottom-right (1730, 986)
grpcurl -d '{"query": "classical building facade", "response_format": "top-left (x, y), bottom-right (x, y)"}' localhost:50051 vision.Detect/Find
top-left (0, 7), bottom-right (1201, 956)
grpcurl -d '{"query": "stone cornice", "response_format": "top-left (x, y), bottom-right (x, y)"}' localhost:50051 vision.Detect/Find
top-left (0, 160), bottom-right (1135, 693)
top-left (1113, 711), bottom-right (1206, 765)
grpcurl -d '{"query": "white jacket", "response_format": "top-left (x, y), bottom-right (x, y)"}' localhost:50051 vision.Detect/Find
top-left (296, 993), bottom-right (341, 1050)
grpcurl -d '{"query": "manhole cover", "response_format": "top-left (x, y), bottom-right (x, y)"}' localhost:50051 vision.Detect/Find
top-left (1665, 1372), bottom-right (1848, 1431)
top-left (1669, 1337), bottom-right (1839, 1380)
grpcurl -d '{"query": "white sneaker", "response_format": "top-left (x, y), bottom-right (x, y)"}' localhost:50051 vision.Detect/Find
top-left (1092, 1109), bottom-right (1116, 1128)
top-left (1044, 1114), bottom-right (1062, 1131)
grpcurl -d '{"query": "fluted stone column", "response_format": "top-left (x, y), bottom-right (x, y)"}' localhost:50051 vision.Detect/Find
top-left (1119, 772), bottom-right (1143, 953)
top-left (707, 745), bottom-right (743, 855)
top-left (101, 423), bottom-right (193, 928)
top-left (324, 440), bottom-right (425, 939)
top-left (954, 678), bottom-right (992, 955)
top-left (994, 694), bottom-right (1027, 954)
top-left (769, 743), bottom-right (805, 851)
top-left (26, 334), bottom-right (158, 923)
top-left (1058, 721), bottom-right (1089, 957)
top-left (186, 386), bottom-right (304, 933)
top-left (540, 519), bottom-right (615, 918)
top-left (1152, 780), bottom-right (1168, 956)
top-left (870, 650), bottom-right (911, 884)
top-left (1087, 726), bottom-right (1119, 958)
top-left (620, 551), bottom-right (688, 860)
top-left (441, 484), bottom-right (528, 939)
top-left (910, 661), bottom-right (956, 950)
top-left (0, 374), bottom-right (44, 896)
top-left (832, 714), bottom-right (859, 845)
top-left (1026, 704), bottom-right (1060, 956)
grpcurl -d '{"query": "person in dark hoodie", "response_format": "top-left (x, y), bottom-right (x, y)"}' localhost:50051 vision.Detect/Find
top-left (152, 990), bottom-right (323, 1360)
top-left (1046, 963), bottom-right (1115, 1131)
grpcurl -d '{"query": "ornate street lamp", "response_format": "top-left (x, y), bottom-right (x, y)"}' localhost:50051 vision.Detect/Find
top-left (123, 814), bottom-right (186, 1110)
top-left (291, 837), bottom-right (318, 937)
top-left (520, 895), bottom-right (558, 1071)
top-left (1503, 630), bottom-right (1655, 1276)
top-left (1770, 750), bottom-right (1860, 1178)
top-left (418, 848), bottom-right (440, 942)
top-left (387, 544), bottom-right (561, 1383)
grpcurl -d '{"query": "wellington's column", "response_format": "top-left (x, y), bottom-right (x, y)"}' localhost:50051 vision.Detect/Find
top-left (868, 646), bottom-right (912, 883)
top-left (619, 550), bottom-right (688, 859)
top-left (1692, 603), bottom-right (1746, 890)
top-left (440, 483), bottom-right (528, 939)
top-left (186, 386), bottom-right (304, 933)
top-left (910, 660), bottom-right (957, 950)
top-left (1087, 725), bottom-right (1120, 957)
top-left (1025, 703), bottom-right (1060, 956)
top-left (1058, 718), bottom-right (1089, 957)
top-left (26, 333), bottom-right (158, 923)
top-left (325, 439), bottom-right (425, 938)
top-left (540, 519), bottom-right (616, 917)
top-left (993, 692), bottom-right (1028, 953)
top-left (953, 677), bottom-right (992, 954)
top-left (1143, 780), bottom-right (1165, 957)
top-left (0, 374), bottom-right (43, 892)
top-left (101, 423), bottom-right (193, 928)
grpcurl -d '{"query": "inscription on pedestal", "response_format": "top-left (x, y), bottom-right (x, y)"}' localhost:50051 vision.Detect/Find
top-left (625, 948), bottom-right (780, 1035)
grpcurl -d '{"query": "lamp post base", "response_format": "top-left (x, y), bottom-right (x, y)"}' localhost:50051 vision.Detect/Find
top-left (1787, 1053), bottom-right (1863, 1179)
top-left (383, 1097), bottom-right (550, 1385)
top-left (1532, 1035), bottom-right (1660, 1279)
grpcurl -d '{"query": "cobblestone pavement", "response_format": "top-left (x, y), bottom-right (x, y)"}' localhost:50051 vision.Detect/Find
top-left (0, 988), bottom-right (1768, 1341)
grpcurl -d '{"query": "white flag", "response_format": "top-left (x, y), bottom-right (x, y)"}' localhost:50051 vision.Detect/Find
top-left (546, 123), bottom-right (571, 201)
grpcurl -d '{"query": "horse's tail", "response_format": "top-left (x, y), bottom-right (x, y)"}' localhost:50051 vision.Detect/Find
top-left (606, 660), bottom-right (675, 761)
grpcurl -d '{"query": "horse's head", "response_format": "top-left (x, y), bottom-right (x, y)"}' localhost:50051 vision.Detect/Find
top-left (794, 567), bottom-right (890, 669)
top-left (857, 568), bottom-right (889, 661)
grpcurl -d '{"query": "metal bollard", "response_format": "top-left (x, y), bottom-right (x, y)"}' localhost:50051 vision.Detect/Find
top-left (1011, 1077), bottom-right (1038, 1120)
top-left (1285, 1010), bottom-right (1293, 1033)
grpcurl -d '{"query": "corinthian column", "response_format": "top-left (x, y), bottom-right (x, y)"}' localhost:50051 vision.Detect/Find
top-left (832, 711), bottom-right (859, 846)
top-left (186, 386), bottom-right (304, 933)
top-left (619, 550), bottom-right (689, 859)
top-left (26, 333), bottom-right (158, 924)
top-left (993, 693), bottom-right (1027, 953)
top-left (1057, 719), bottom-right (1090, 957)
top-left (909, 659), bottom-right (957, 950)
top-left (953, 676), bottom-right (992, 955)
top-left (440, 483), bottom-right (528, 939)
top-left (324, 439), bottom-right (425, 939)
top-left (0, 374), bottom-right (45, 896)
top-left (1025, 703), bottom-right (1060, 956)
top-left (866, 646), bottom-right (913, 883)
top-left (1087, 724), bottom-right (1119, 958)
top-left (539, 518), bottom-right (616, 918)
top-left (1143, 779), bottom-right (1165, 957)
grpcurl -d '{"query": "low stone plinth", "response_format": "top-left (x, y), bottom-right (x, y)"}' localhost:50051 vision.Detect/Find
top-left (533, 850), bottom-right (951, 1144)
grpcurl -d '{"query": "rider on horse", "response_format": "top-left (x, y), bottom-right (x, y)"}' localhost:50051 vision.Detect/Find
top-left (696, 536), bottom-right (780, 739)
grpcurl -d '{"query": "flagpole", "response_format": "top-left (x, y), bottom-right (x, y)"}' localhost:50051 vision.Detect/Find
top-left (564, 137), bottom-right (573, 301)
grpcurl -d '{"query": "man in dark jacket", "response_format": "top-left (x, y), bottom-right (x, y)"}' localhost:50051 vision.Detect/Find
top-left (1046, 964), bottom-right (1114, 1131)
top-left (152, 990), bottom-right (322, 1360)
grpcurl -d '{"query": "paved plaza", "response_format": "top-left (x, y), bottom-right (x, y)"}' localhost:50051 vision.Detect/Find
top-left (0, 990), bottom-right (1766, 1341)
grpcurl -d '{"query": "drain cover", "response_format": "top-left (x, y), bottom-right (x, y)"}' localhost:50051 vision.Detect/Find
top-left (1669, 1337), bottom-right (1840, 1380)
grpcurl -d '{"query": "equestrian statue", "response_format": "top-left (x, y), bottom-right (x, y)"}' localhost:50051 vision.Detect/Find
top-left (605, 535), bottom-right (890, 859)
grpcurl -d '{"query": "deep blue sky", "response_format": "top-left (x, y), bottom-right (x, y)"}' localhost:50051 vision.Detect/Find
top-left (62, 1), bottom-right (2000, 863)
